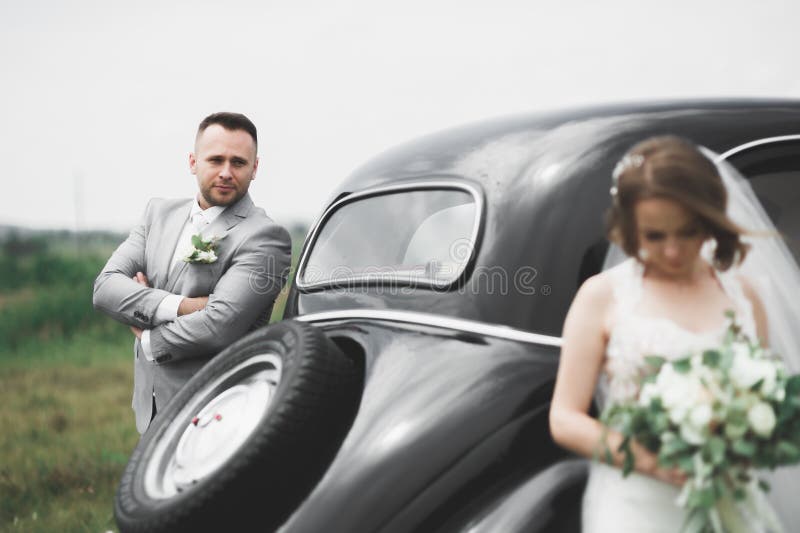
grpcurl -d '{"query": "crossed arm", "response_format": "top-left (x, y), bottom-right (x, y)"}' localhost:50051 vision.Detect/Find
top-left (92, 205), bottom-right (174, 331)
top-left (93, 202), bottom-right (292, 363)
top-left (143, 228), bottom-right (291, 362)
top-left (127, 271), bottom-right (208, 340)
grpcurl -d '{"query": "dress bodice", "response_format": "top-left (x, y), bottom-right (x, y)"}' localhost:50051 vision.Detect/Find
top-left (600, 258), bottom-right (757, 406)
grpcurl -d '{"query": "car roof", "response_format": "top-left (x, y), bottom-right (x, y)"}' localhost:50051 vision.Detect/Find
top-left (295, 99), bottom-right (800, 336)
top-left (337, 98), bottom-right (800, 192)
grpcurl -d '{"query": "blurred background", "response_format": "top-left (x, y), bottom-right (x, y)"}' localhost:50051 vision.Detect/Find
top-left (1, 0), bottom-right (798, 530)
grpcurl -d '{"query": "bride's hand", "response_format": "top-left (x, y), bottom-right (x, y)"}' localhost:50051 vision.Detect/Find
top-left (651, 465), bottom-right (688, 487)
top-left (637, 448), bottom-right (687, 487)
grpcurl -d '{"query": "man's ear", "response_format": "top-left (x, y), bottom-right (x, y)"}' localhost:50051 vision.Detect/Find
top-left (189, 152), bottom-right (197, 175)
top-left (251, 156), bottom-right (259, 180)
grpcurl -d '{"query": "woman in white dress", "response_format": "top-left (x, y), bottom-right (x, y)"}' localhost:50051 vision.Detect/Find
top-left (548, 136), bottom-right (776, 532)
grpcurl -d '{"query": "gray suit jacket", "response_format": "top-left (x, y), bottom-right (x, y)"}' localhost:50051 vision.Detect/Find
top-left (93, 194), bottom-right (291, 433)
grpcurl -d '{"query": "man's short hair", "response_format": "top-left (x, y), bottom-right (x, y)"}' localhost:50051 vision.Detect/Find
top-left (197, 112), bottom-right (258, 146)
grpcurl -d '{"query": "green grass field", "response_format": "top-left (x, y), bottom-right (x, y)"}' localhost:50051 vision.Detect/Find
top-left (1, 327), bottom-right (137, 532)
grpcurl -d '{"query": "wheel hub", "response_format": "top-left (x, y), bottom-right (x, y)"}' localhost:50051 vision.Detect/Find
top-left (143, 353), bottom-right (282, 499)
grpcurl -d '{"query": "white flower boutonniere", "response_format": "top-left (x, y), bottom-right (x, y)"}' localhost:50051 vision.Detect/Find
top-left (183, 234), bottom-right (223, 264)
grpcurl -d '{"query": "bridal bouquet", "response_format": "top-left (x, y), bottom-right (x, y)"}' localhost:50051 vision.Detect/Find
top-left (601, 312), bottom-right (800, 533)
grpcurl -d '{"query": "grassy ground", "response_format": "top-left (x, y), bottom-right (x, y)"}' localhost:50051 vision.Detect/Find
top-left (0, 327), bottom-right (137, 533)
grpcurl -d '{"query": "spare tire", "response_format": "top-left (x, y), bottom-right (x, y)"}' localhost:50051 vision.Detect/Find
top-left (114, 320), bottom-right (361, 533)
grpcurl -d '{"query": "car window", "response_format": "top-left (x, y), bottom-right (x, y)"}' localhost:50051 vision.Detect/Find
top-left (725, 139), bottom-right (800, 264)
top-left (299, 186), bottom-right (480, 289)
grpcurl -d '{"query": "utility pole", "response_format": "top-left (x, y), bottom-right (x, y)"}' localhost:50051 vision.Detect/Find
top-left (73, 170), bottom-right (84, 254)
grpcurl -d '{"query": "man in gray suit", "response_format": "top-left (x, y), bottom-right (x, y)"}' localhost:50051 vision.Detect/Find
top-left (93, 112), bottom-right (292, 433)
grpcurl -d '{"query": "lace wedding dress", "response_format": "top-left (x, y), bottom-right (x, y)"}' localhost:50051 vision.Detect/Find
top-left (581, 258), bottom-right (783, 533)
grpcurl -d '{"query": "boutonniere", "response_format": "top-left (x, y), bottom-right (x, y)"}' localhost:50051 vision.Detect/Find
top-left (183, 234), bottom-right (224, 264)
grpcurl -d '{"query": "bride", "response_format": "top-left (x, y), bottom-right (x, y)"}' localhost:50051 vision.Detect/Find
top-left (548, 135), bottom-right (793, 532)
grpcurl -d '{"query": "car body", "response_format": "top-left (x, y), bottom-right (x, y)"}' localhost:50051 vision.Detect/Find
top-left (271, 99), bottom-right (800, 532)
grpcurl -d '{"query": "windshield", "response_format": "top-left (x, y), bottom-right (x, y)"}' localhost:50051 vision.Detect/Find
top-left (298, 185), bottom-right (481, 290)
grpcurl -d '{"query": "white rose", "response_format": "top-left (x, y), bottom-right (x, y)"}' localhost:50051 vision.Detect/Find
top-left (689, 404), bottom-right (713, 429)
top-left (756, 360), bottom-right (778, 397)
top-left (773, 386), bottom-right (786, 403)
top-left (638, 382), bottom-right (659, 407)
top-left (181, 245), bottom-right (197, 261)
top-left (680, 421), bottom-right (705, 445)
top-left (197, 250), bottom-right (218, 263)
top-left (657, 366), bottom-right (702, 423)
top-left (730, 347), bottom-right (764, 390)
top-left (747, 402), bottom-right (777, 437)
top-left (731, 341), bottom-right (750, 361)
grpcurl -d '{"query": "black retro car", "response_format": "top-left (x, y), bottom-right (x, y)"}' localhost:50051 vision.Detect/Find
top-left (114, 100), bottom-right (800, 532)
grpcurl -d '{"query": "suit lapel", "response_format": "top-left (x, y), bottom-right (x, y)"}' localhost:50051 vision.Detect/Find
top-left (156, 200), bottom-right (192, 290)
top-left (164, 194), bottom-right (254, 293)
top-left (202, 193), bottom-right (253, 239)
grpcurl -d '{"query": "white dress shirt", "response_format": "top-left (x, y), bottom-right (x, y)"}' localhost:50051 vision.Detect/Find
top-left (140, 201), bottom-right (226, 361)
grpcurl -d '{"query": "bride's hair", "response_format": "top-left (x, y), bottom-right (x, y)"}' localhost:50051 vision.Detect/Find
top-left (606, 135), bottom-right (749, 270)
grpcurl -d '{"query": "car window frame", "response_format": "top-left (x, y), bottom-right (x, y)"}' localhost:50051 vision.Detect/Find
top-left (719, 134), bottom-right (800, 164)
top-left (295, 177), bottom-right (485, 293)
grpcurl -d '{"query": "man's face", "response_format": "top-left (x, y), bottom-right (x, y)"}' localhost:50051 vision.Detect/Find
top-left (190, 124), bottom-right (258, 209)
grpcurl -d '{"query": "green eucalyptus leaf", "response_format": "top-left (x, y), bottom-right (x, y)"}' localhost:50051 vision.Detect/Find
top-left (725, 421), bottom-right (748, 440)
top-left (661, 435), bottom-right (691, 457)
top-left (718, 349), bottom-right (734, 371)
top-left (644, 355), bottom-right (667, 369)
top-left (673, 357), bottom-right (692, 374)
top-left (732, 439), bottom-right (756, 457)
top-left (786, 375), bottom-right (800, 396)
top-left (652, 412), bottom-right (669, 434)
top-left (712, 477), bottom-right (727, 498)
top-left (191, 234), bottom-right (203, 249)
top-left (678, 456), bottom-right (695, 473)
top-left (620, 412), bottom-right (633, 433)
top-left (702, 350), bottom-right (721, 368)
top-left (687, 487), bottom-right (716, 509)
top-left (642, 374), bottom-right (657, 385)
top-left (604, 447), bottom-right (614, 466)
top-left (680, 507), bottom-right (710, 533)
top-left (707, 437), bottom-right (726, 465)
top-left (776, 440), bottom-right (800, 462)
top-left (750, 378), bottom-right (765, 392)
top-left (622, 450), bottom-right (634, 476)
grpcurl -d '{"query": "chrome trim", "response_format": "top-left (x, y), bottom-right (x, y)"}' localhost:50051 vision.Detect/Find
top-left (295, 309), bottom-right (562, 348)
top-left (717, 135), bottom-right (800, 161)
top-left (295, 178), bottom-right (485, 292)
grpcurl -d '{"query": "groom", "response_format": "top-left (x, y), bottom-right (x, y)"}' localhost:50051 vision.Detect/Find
top-left (93, 112), bottom-right (292, 433)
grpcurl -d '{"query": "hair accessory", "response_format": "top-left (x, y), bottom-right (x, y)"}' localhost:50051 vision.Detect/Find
top-left (610, 154), bottom-right (645, 197)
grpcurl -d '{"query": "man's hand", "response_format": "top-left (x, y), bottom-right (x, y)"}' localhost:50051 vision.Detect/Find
top-left (134, 271), bottom-right (150, 287)
top-left (130, 272), bottom-right (150, 338)
top-left (178, 296), bottom-right (209, 316)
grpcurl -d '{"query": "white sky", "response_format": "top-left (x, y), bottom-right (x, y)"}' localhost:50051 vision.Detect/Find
top-left (1, 0), bottom-right (798, 231)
